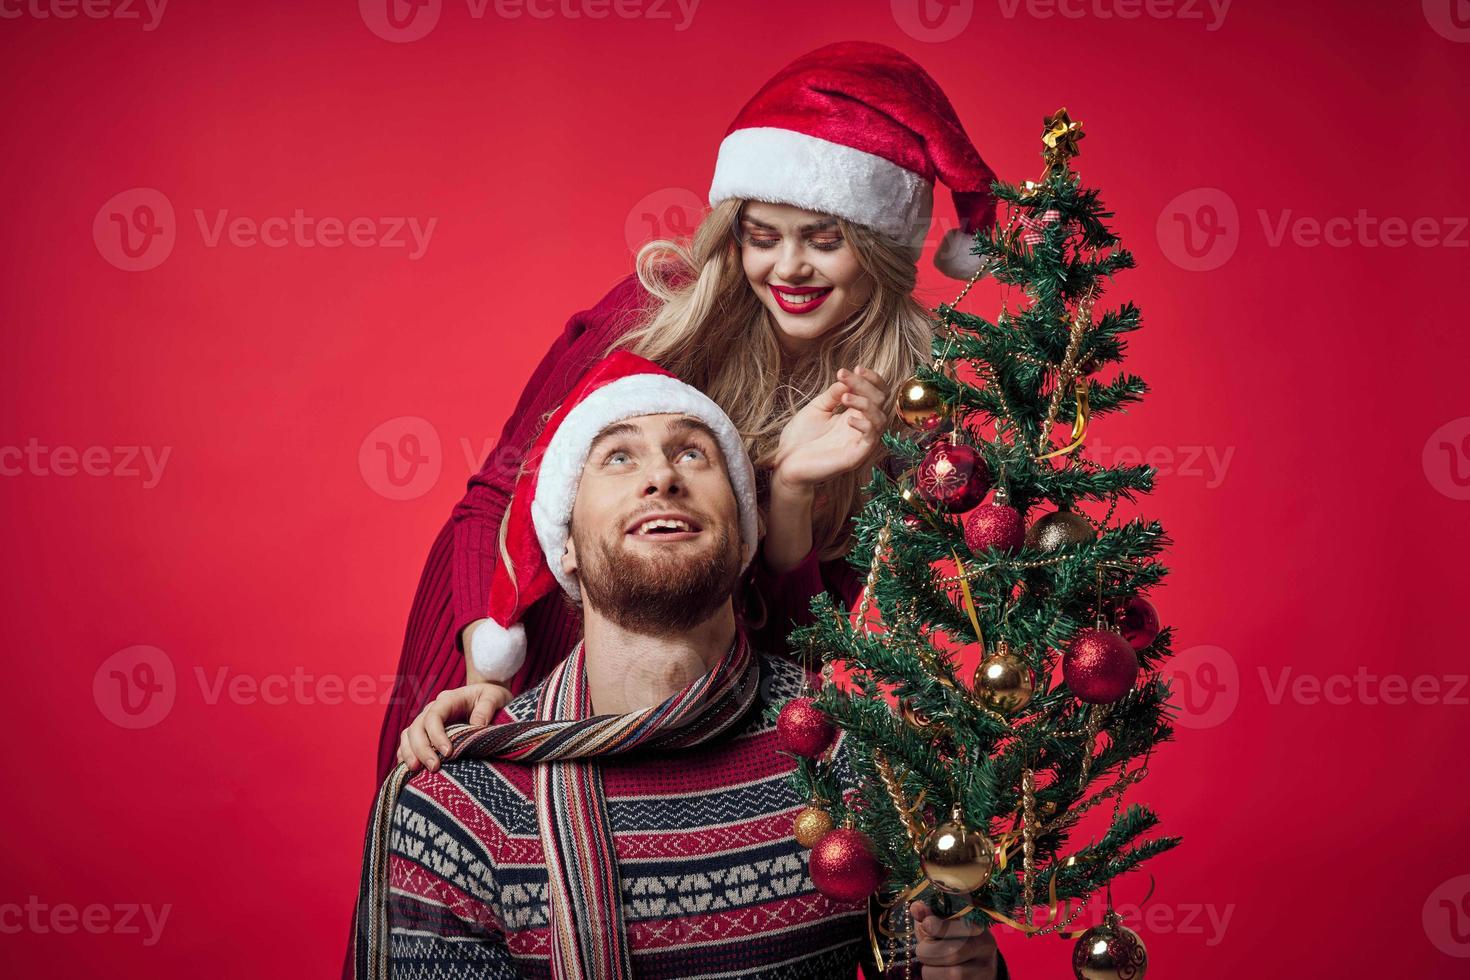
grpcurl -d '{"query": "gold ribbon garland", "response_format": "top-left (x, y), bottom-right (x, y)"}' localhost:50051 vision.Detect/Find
top-left (1033, 379), bottom-right (1090, 461)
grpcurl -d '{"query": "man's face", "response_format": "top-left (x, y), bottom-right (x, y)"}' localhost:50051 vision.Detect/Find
top-left (563, 413), bottom-right (744, 636)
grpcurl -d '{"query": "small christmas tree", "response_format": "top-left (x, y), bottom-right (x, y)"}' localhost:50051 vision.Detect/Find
top-left (775, 110), bottom-right (1180, 975)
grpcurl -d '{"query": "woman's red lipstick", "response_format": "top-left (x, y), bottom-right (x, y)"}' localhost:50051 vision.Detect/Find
top-left (769, 283), bottom-right (834, 314)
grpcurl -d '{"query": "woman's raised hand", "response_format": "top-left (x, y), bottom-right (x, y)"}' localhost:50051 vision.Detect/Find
top-left (397, 683), bottom-right (513, 772)
top-left (773, 366), bottom-right (890, 490)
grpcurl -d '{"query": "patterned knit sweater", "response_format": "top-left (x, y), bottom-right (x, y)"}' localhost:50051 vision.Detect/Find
top-left (384, 652), bottom-right (871, 979)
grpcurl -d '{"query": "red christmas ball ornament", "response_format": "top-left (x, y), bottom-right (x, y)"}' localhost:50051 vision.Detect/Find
top-left (809, 827), bottom-right (885, 903)
top-left (1063, 628), bottom-right (1140, 704)
top-left (917, 440), bottom-right (990, 512)
top-left (963, 499), bottom-right (1025, 556)
top-left (777, 697), bottom-right (836, 758)
top-left (1117, 596), bottom-right (1160, 650)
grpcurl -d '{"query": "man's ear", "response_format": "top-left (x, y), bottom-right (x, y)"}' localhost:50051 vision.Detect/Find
top-left (560, 536), bottom-right (578, 579)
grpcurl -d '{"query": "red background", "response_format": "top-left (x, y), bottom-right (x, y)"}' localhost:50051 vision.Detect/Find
top-left (2, 1), bottom-right (1468, 976)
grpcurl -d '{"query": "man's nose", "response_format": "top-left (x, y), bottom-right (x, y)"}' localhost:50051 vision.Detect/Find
top-left (641, 458), bottom-right (683, 496)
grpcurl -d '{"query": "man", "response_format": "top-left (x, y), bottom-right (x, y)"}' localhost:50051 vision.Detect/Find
top-left (352, 352), bottom-right (1004, 979)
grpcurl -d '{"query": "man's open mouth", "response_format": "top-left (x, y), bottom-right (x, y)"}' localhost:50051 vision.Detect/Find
top-left (626, 512), bottom-right (704, 539)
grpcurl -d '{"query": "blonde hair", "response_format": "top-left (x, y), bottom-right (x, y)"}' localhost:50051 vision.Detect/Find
top-left (609, 198), bottom-right (935, 561)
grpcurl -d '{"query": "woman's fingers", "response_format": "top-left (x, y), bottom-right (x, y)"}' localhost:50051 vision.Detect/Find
top-left (423, 699), bottom-right (453, 756)
top-left (397, 728), bottom-right (420, 771)
top-left (470, 685), bottom-right (511, 726)
top-left (404, 711), bottom-right (441, 771)
top-left (842, 366), bottom-right (890, 402)
top-left (400, 684), bottom-right (511, 775)
top-left (813, 379), bottom-right (848, 414)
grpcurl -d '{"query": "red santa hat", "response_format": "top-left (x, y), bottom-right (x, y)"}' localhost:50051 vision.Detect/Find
top-left (470, 351), bottom-right (760, 682)
top-left (708, 41), bottom-right (998, 279)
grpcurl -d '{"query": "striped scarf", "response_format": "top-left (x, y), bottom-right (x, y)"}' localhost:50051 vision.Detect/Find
top-left (353, 631), bottom-right (761, 979)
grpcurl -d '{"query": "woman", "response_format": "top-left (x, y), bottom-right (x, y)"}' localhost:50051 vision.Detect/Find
top-left (376, 39), bottom-right (998, 781)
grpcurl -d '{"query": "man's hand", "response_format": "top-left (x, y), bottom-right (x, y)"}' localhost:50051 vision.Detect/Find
top-left (397, 683), bottom-right (512, 772)
top-left (909, 901), bottom-right (1000, 979)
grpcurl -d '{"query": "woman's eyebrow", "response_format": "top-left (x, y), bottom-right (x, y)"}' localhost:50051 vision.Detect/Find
top-left (740, 216), bottom-right (839, 234)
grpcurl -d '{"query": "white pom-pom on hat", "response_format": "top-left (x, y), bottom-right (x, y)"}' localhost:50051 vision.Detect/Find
top-left (935, 227), bottom-right (992, 280)
top-left (470, 619), bottom-right (527, 683)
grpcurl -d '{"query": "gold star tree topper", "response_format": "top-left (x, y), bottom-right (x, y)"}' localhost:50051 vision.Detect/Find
top-left (1041, 108), bottom-right (1085, 169)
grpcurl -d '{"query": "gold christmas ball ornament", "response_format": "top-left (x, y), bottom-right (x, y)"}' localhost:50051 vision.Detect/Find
top-left (896, 375), bottom-right (947, 430)
top-left (1071, 912), bottom-right (1148, 980)
top-left (1025, 509), bottom-right (1097, 553)
top-left (792, 805), bottom-right (835, 849)
top-left (919, 817), bottom-right (996, 894)
top-left (899, 699), bottom-right (944, 735)
top-left (973, 642), bottom-right (1035, 715)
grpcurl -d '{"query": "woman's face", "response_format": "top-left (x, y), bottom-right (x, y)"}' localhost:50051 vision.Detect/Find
top-left (738, 201), bottom-right (876, 355)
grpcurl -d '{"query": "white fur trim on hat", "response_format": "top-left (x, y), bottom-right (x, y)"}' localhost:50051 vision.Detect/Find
top-left (709, 127), bottom-right (933, 246)
top-left (935, 227), bottom-right (991, 279)
top-left (529, 374), bottom-right (760, 601)
top-left (470, 617), bottom-right (527, 682)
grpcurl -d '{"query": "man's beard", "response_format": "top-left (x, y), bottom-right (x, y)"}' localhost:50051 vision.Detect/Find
top-left (574, 521), bottom-right (742, 637)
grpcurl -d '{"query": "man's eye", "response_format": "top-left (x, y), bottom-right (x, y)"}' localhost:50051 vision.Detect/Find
top-left (677, 447), bottom-right (707, 462)
top-left (604, 451), bottom-right (632, 465)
